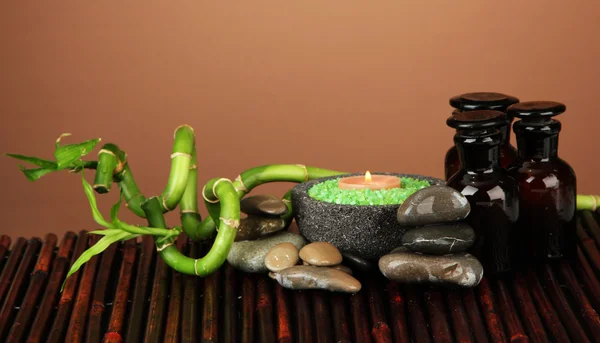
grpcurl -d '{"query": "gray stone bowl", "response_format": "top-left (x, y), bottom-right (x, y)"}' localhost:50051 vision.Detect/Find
top-left (291, 173), bottom-right (444, 260)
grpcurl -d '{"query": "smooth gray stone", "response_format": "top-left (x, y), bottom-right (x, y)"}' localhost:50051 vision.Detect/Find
top-left (240, 195), bottom-right (289, 217)
top-left (270, 265), bottom-right (361, 293)
top-left (341, 252), bottom-right (375, 272)
top-left (397, 186), bottom-right (470, 227)
top-left (235, 216), bottom-right (286, 241)
top-left (379, 251), bottom-right (483, 287)
top-left (227, 232), bottom-right (307, 273)
top-left (401, 222), bottom-right (475, 254)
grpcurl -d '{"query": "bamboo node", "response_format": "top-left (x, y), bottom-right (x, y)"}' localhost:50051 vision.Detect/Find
top-left (180, 209), bottom-right (200, 214)
top-left (189, 164), bottom-right (197, 170)
top-left (170, 152), bottom-right (193, 159)
top-left (98, 149), bottom-right (117, 158)
top-left (194, 259), bottom-right (200, 276)
top-left (174, 124), bottom-right (194, 139)
top-left (162, 195), bottom-right (173, 211)
top-left (234, 175), bottom-right (248, 193)
top-left (220, 217), bottom-right (240, 229)
top-left (156, 241), bottom-right (173, 252)
top-left (591, 195), bottom-right (598, 211)
top-left (296, 164), bottom-right (308, 182)
top-left (282, 198), bottom-right (291, 204)
top-left (92, 184), bottom-right (108, 191)
top-left (212, 178), bottom-right (233, 198)
top-left (202, 185), bottom-right (220, 204)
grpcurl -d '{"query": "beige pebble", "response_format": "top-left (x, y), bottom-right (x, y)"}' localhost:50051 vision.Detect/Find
top-left (264, 242), bottom-right (299, 272)
top-left (271, 265), bottom-right (361, 293)
top-left (331, 264), bottom-right (353, 275)
top-left (299, 242), bottom-right (342, 266)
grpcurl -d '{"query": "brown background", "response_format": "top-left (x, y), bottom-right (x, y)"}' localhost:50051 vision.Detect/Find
top-left (1, 2), bottom-right (599, 239)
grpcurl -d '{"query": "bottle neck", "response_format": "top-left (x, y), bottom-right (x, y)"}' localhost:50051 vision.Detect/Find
top-left (514, 120), bottom-right (560, 161)
top-left (455, 130), bottom-right (501, 173)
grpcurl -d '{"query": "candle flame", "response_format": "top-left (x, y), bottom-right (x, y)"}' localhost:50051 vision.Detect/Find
top-left (365, 171), bottom-right (372, 183)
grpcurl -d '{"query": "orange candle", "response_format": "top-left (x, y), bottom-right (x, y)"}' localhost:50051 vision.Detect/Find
top-left (338, 171), bottom-right (401, 190)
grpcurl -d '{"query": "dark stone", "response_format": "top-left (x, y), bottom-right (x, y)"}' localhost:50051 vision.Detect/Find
top-left (401, 222), bottom-right (475, 254)
top-left (235, 216), bottom-right (286, 241)
top-left (292, 173), bottom-right (444, 260)
top-left (270, 265), bottom-right (361, 293)
top-left (240, 195), bottom-right (288, 217)
top-left (342, 252), bottom-right (376, 272)
top-left (397, 186), bottom-right (470, 227)
top-left (378, 251), bottom-right (483, 287)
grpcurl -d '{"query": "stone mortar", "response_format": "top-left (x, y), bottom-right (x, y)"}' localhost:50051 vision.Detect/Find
top-left (291, 172), bottom-right (444, 260)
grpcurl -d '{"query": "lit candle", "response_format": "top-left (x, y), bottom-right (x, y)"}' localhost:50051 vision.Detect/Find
top-left (338, 171), bottom-right (401, 190)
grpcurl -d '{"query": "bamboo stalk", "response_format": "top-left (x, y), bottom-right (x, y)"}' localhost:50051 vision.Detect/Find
top-left (103, 238), bottom-right (137, 343)
top-left (386, 281), bottom-right (410, 343)
top-left (556, 261), bottom-right (600, 338)
top-left (0, 237), bottom-right (27, 304)
top-left (476, 277), bottom-right (507, 343)
top-left (540, 265), bottom-right (590, 343)
top-left (144, 240), bottom-right (170, 343)
top-left (445, 289), bottom-right (474, 343)
top-left (577, 224), bottom-right (600, 275)
top-left (223, 263), bottom-right (238, 343)
top-left (93, 143), bottom-right (125, 194)
top-left (64, 234), bottom-right (102, 343)
top-left (6, 233), bottom-right (57, 342)
top-left (423, 288), bottom-right (452, 343)
top-left (202, 254), bottom-right (221, 343)
top-left (405, 286), bottom-right (430, 343)
top-left (492, 278), bottom-right (529, 343)
top-left (511, 272), bottom-right (549, 343)
top-left (576, 246), bottom-right (600, 311)
top-left (366, 277), bottom-right (392, 343)
top-left (241, 274), bottom-right (256, 343)
top-left (525, 267), bottom-right (570, 343)
top-left (274, 282), bottom-right (293, 343)
top-left (181, 240), bottom-right (199, 343)
top-left (312, 290), bottom-right (333, 343)
top-left (294, 290), bottom-right (315, 343)
top-left (330, 293), bottom-right (352, 342)
top-left (257, 276), bottom-right (276, 343)
top-left (164, 237), bottom-right (187, 343)
top-left (180, 148), bottom-right (203, 240)
top-left (159, 125), bottom-right (195, 211)
top-left (47, 230), bottom-right (91, 343)
top-left (461, 288), bottom-right (489, 343)
top-left (0, 237), bottom-right (42, 341)
top-left (86, 241), bottom-right (119, 343)
top-left (26, 231), bottom-right (77, 343)
top-left (125, 236), bottom-right (155, 342)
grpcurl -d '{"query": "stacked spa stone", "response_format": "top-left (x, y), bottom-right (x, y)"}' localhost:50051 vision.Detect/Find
top-left (227, 195), bottom-right (308, 273)
top-left (378, 186), bottom-right (484, 288)
top-left (265, 241), bottom-right (362, 293)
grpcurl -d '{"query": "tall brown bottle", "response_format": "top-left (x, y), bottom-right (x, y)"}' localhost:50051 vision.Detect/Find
top-left (445, 92), bottom-right (519, 180)
top-left (507, 101), bottom-right (577, 263)
top-left (446, 110), bottom-right (520, 275)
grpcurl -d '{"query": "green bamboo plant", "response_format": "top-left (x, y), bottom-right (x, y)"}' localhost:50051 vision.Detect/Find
top-left (6, 125), bottom-right (345, 287)
top-left (5, 125), bottom-right (600, 287)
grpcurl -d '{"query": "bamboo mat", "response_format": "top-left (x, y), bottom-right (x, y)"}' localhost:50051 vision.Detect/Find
top-left (1, 212), bottom-right (600, 343)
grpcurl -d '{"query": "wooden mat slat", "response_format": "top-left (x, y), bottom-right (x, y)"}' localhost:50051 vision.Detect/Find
top-left (2, 211), bottom-right (600, 342)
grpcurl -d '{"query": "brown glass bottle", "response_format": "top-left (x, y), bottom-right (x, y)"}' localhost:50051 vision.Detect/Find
top-left (446, 110), bottom-right (520, 275)
top-left (445, 92), bottom-right (520, 180)
top-left (507, 101), bottom-right (577, 263)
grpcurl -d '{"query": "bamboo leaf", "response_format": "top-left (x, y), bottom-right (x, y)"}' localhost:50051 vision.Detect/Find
top-left (110, 192), bottom-right (123, 224)
top-left (81, 172), bottom-right (111, 228)
top-left (61, 230), bottom-right (135, 291)
top-left (19, 167), bottom-right (56, 182)
top-left (88, 229), bottom-right (122, 236)
top-left (54, 137), bottom-right (101, 169)
top-left (5, 154), bottom-right (57, 169)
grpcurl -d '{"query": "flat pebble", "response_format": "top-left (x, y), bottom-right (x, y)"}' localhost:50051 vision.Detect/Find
top-left (265, 242), bottom-right (299, 272)
top-left (240, 195), bottom-right (289, 217)
top-left (227, 232), bottom-right (307, 273)
top-left (271, 265), bottom-right (361, 293)
top-left (331, 264), bottom-right (353, 275)
top-left (299, 242), bottom-right (342, 266)
top-left (235, 216), bottom-right (286, 241)
top-left (379, 251), bottom-right (483, 287)
top-left (397, 186), bottom-right (470, 226)
top-left (401, 222), bottom-right (475, 254)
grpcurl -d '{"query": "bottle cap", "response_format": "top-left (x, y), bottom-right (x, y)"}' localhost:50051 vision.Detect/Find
top-left (449, 92), bottom-right (520, 112)
top-left (446, 110), bottom-right (509, 130)
top-left (507, 101), bottom-right (566, 121)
